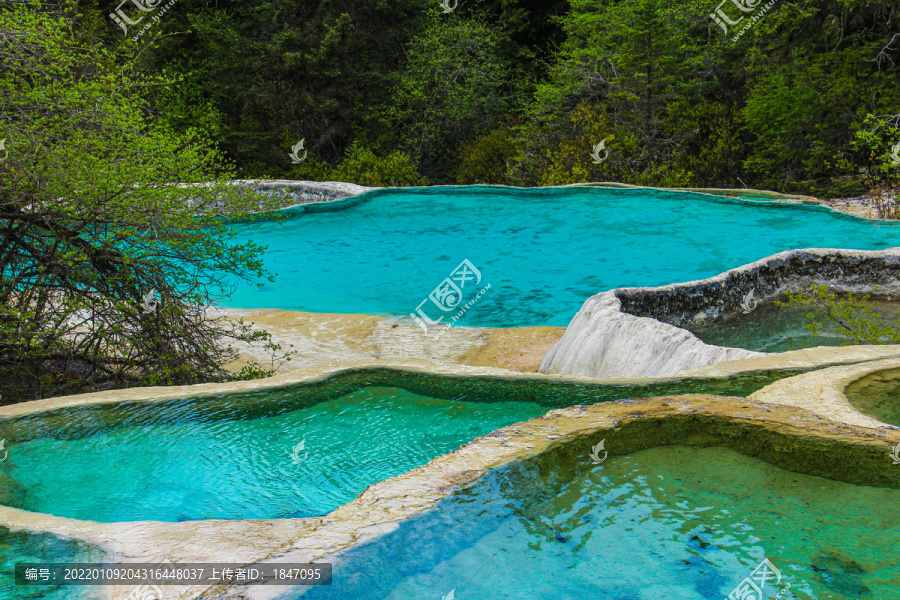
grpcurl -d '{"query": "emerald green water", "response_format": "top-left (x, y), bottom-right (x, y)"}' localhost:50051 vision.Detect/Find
top-left (0, 368), bottom-right (805, 523)
top-left (301, 445), bottom-right (900, 600)
top-left (225, 186), bottom-right (900, 327)
top-left (844, 367), bottom-right (900, 427)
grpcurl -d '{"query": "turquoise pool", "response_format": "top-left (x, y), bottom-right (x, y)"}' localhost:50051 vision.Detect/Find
top-left (844, 367), bottom-right (900, 427)
top-left (688, 299), bottom-right (900, 352)
top-left (226, 186), bottom-right (900, 326)
top-left (298, 445), bottom-right (900, 600)
top-left (2, 387), bottom-right (543, 522)
top-left (0, 367), bottom-right (804, 523)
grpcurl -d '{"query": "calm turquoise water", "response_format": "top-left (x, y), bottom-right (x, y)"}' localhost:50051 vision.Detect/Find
top-left (225, 186), bottom-right (900, 326)
top-left (298, 445), bottom-right (900, 600)
top-left (0, 367), bottom-right (805, 523)
top-left (2, 387), bottom-right (545, 522)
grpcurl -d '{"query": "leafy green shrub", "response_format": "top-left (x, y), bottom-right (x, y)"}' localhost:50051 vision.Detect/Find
top-left (456, 128), bottom-right (519, 185)
top-left (332, 142), bottom-right (426, 187)
top-left (780, 285), bottom-right (900, 345)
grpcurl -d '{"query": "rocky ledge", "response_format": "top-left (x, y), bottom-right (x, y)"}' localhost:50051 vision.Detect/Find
top-left (236, 179), bottom-right (374, 209)
top-left (540, 248), bottom-right (900, 379)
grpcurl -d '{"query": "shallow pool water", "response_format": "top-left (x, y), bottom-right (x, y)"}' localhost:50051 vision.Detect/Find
top-left (0, 367), bottom-right (817, 523)
top-left (225, 186), bottom-right (900, 326)
top-left (687, 299), bottom-right (900, 353)
top-left (0, 527), bottom-right (104, 600)
top-left (298, 445), bottom-right (900, 600)
top-left (0, 367), bottom-right (805, 523)
top-left (844, 367), bottom-right (900, 427)
top-left (3, 387), bottom-right (544, 522)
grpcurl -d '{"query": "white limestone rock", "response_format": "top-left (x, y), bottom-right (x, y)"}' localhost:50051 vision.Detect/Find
top-left (539, 292), bottom-right (762, 378)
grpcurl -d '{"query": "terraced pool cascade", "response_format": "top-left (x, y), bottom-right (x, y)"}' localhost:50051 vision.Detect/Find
top-left (297, 445), bottom-right (900, 600)
top-left (686, 298), bottom-right (900, 353)
top-left (0, 527), bottom-right (105, 600)
top-left (844, 367), bottom-right (900, 427)
top-left (0, 367), bottom-right (813, 523)
top-left (224, 186), bottom-right (900, 327)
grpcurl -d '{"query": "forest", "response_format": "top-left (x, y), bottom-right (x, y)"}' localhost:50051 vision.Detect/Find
top-left (1, 0), bottom-right (899, 400)
top-left (58, 0), bottom-right (900, 195)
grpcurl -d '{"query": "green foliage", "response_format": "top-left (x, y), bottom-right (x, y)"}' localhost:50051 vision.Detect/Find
top-left (388, 17), bottom-right (518, 178)
top-left (509, 0), bottom-right (714, 187)
top-left (848, 114), bottom-right (900, 218)
top-left (285, 154), bottom-right (337, 183)
top-left (227, 333), bottom-right (296, 382)
top-left (456, 128), bottom-right (519, 185)
top-left (739, 0), bottom-right (900, 191)
top-left (0, 1), bottom-right (290, 401)
top-left (332, 142), bottom-right (426, 187)
top-left (780, 285), bottom-right (900, 345)
top-left (147, 0), bottom-right (431, 176)
top-left (115, 0), bottom-right (899, 193)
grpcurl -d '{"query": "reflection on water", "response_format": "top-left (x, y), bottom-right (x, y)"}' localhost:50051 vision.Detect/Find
top-left (687, 299), bottom-right (900, 353)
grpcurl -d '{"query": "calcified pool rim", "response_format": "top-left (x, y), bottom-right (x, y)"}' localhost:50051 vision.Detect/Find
top-left (2, 355), bottom-right (900, 600)
top-left (539, 247), bottom-right (900, 378)
top-left (752, 356), bottom-right (900, 429)
top-left (237, 180), bottom-right (834, 219)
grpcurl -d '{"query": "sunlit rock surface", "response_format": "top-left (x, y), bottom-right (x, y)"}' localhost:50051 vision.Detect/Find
top-left (539, 291), bottom-right (762, 378)
top-left (541, 248), bottom-right (900, 378)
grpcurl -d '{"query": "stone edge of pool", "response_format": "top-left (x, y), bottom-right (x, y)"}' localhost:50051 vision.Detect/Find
top-left (205, 394), bottom-right (900, 600)
top-left (540, 247), bottom-right (900, 379)
top-left (237, 179), bottom-right (882, 221)
top-left (234, 179), bottom-right (842, 217)
top-left (2, 356), bottom-right (900, 599)
top-left (751, 356), bottom-right (900, 428)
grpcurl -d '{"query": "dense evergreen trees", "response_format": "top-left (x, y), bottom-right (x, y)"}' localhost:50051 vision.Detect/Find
top-left (81, 0), bottom-right (899, 194)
